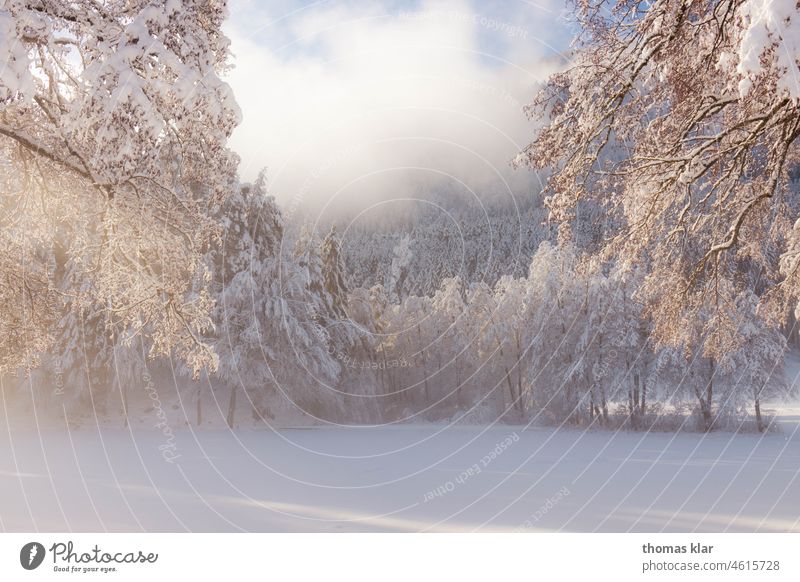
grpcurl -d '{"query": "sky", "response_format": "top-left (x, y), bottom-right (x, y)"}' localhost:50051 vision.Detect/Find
top-left (223, 0), bottom-right (572, 217)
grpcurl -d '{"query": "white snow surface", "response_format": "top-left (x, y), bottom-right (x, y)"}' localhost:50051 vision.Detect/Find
top-left (1, 415), bottom-right (799, 532)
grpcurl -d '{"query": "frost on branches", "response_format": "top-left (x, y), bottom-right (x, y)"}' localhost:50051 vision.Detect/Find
top-left (516, 0), bottom-right (800, 364)
top-left (0, 0), bottom-right (240, 375)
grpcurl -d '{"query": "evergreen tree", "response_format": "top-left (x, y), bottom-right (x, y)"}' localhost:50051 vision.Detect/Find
top-left (321, 226), bottom-right (350, 319)
top-left (210, 174), bottom-right (339, 427)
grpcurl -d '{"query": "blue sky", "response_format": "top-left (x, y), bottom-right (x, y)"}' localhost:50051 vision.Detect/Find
top-left (227, 0), bottom-right (572, 63)
top-left (223, 0), bottom-right (572, 212)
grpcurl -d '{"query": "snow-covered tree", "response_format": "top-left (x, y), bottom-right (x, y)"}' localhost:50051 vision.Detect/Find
top-left (211, 176), bottom-right (339, 427)
top-left (574, 263), bottom-right (615, 425)
top-left (523, 236), bottom-right (579, 423)
top-left (474, 277), bottom-right (531, 418)
top-left (607, 262), bottom-right (654, 428)
top-left (517, 0), bottom-right (800, 345)
top-left (698, 282), bottom-right (788, 431)
top-left (428, 277), bottom-right (472, 413)
top-left (0, 0), bottom-right (240, 375)
top-left (321, 227), bottom-right (349, 316)
top-left (729, 291), bottom-right (788, 432)
top-left (49, 257), bottom-right (142, 423)
top-left (342, 198), bottom-right (548, 299)
top-left (383, 293), bottom-right (433, 411)
top-left (385, 234), bottom-right (413, 302)
top-left (298, 226), bottom-right (354, 326)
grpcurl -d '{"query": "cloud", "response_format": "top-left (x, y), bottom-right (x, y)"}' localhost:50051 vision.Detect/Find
top-left (224, 0), bottom-right (570, 217)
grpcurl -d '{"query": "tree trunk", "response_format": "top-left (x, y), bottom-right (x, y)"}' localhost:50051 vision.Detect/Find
top-left (754, 385), bottom-right (764, 433)
top-left (377, 345), bottom-right (388, 396)
top-left (626, 356), bottom-right (638, 429)
top-left (632, 371), bottom-right (642, 428)
top-left (704, 359), bottom-right (714, 432)
top-left (383, 347), bottom-right (397, 404)
top-left (600, 383), bottom-right (608, 425)
top-left (196, 384), bottom-right (203, 427)
top-left (628, 387), bottom-right (638, 430)
top-left (417, 325), bottom-right (431, 404)
top-left (502, 364), bottom-right (516, 415)
top-left (226, 384), bottom-right (237, 429)
top-left (514, 332), bottom-right (525, 415)
top-left (640, 374), bottom-right (647, 416)
top-left (122, 380), bottom-right (129, 428)
top-left (493, 332), bottom-right (517, 415)
top-left (454, 348), bottom-right (463, 408)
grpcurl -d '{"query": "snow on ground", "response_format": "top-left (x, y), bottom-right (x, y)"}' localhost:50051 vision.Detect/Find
top-left (1, 415), bottom-right (799, 532)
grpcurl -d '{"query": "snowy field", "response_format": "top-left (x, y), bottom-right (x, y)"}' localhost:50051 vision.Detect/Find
top-left (2, 416), bottom-right (799, 533)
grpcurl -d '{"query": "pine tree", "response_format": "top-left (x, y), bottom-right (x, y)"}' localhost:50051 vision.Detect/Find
top-left (321, 227), bottom-right (350, 319)
top-left (210, 175), bottom-right (340, 427)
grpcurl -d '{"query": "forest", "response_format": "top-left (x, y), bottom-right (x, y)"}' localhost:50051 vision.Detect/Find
top-left (1, 0), bottom-right (799, 437)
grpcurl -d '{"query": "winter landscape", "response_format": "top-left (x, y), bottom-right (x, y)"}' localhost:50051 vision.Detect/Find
top-left (1, 0), bottom-right (800, 533)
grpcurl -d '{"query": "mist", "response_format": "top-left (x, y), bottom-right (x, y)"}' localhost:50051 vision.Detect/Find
top-left (224, 0), bottom-right (570, 220)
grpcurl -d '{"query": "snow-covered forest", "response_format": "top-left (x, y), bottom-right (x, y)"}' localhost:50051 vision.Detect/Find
top-left (1, 0), bottom-right (800, 535)
top-left (1, 0), bottom-right (799, 435)
top-left (8, 169), bottom-right (799, 433)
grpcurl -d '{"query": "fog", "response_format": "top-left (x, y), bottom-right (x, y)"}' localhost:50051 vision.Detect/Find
top-left (224, 0), bottom-right (570, 218)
